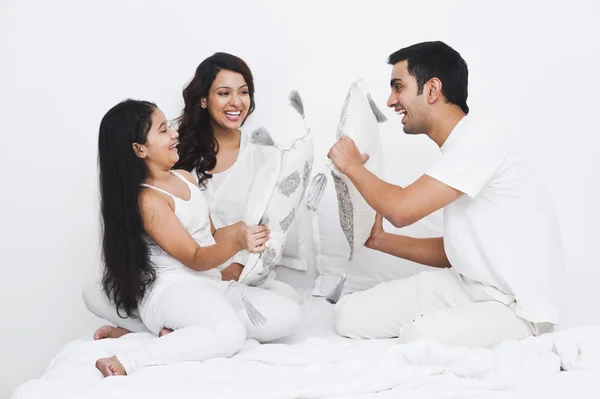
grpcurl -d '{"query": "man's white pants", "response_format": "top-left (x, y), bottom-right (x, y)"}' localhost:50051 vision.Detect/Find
top-left (335, 268), bottom-right (544, 348)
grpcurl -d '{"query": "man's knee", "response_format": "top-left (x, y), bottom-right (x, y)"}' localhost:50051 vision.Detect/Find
top-left (334, 276), bottom-right (424, 339)
top-left (334, 293), bottom-right (401, 339)
top-left (397, 314), bottom-right (431, 344)
top-left (334, 294), bottom-right (358, 338)
top-left (397, 302), bottom-right (535, 348)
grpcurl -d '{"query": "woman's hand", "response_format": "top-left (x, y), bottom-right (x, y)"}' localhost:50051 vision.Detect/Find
top-left (221, 263), bottom-right (244, 281)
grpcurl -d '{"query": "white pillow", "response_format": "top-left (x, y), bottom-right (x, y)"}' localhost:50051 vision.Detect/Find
top-left (278, 210), bottom-right (309, 271)
top-left (312, 169), bottom-right (442, 296)
top-left (329, 79), bottom-right (386, 261)
top-left (238, 92), bottom-right (314, 286)
top-left (311, 79), bottom-right (444, 297)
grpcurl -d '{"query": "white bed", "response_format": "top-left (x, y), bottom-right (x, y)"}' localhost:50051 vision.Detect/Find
top-left (11, 289), bottom-right (600, 399)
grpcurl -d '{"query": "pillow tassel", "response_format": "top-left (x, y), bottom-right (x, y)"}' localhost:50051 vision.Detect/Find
top-left (250, 127), bottom-right (276, 146)
top-left (289, 90), bottom-right (305, 119)
top-left (306, 173), bottom-right (327, 211)
top-left (366, 92), bottom-right (388, 123)
top-left (326, 273), bottom-right (347, 304)
top-left (242, 294), bottom-right (268, 327)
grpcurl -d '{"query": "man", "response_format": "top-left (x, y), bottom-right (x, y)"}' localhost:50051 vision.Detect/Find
top-left (327, 41), bottom-right (564, 347)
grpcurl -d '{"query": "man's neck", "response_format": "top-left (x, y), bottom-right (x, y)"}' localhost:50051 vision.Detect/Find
top-left (427, 106), bottom-right (467, 148)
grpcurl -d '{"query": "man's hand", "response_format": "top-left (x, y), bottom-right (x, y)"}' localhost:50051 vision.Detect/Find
top-left (327, 136), bottom-right (369, 174)
top-left (221, 263), bottom-right (244, 281)
top-left (365, 213), bottom-right (385, 250)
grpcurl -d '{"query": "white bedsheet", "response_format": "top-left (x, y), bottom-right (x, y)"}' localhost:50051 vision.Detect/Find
top-left (12, 292), bottom-right (600, 399)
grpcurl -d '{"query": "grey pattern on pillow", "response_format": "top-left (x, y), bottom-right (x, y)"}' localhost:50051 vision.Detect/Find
top-left (277, 170), bottom-right (301, 197)
top-left (261, 245), bottom-right (277, 268)
top-left (259, 214), bottom-right (270, 225)
top-left (250, 244), bottom-right (283, 287)
top-left (336, 90), bottom-right (352, 139)
top-left (279, 208), bottom-right (296, 232)
top-left (249, 272), bottom-right (270, 287)
top-left (332, 172), bottom-right (355, 260)
top-left (303, 161), bottom-right (310, 188)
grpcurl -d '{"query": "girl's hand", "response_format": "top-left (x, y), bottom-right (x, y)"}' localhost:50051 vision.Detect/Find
top-left (235, 224), bottom-right (270, 253)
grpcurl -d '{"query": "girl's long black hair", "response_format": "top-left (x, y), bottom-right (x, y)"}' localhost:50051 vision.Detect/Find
top-left (174, 52), bottom-right (255, 186)
top-left (97, 99), bottom-right (157, 318)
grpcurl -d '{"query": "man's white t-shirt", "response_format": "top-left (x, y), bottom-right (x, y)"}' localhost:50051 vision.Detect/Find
top-left (426, 114), bottom-right (564, 325)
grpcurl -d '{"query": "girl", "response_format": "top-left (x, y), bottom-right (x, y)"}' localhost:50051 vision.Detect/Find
top-left (93, 99), bottom-right (300, 376)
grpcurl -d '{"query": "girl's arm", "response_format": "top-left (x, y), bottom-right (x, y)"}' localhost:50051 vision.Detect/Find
top-left (176, 170), bottom-right (259, 243)
top-left (213, 222), bottom-right (245, 243)
top-left (140, 190), bottom-right (268, 271)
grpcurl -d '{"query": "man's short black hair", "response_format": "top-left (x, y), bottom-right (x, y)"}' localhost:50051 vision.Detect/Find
top-left (388, 41), bottom-right (469, 114)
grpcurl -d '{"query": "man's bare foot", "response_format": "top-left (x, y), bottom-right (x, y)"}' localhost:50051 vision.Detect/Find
top-left (95, 356), bottom-right (126, 377)
top-left (94, 325), bottom-right (131, 340)
top-left (159, 328), bottom-right (173, 337)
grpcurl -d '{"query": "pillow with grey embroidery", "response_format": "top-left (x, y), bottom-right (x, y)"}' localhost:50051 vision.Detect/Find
top-left (329, 79), bottom-right (387, 260)
top-left (238, 91), bottom-right (314, 286)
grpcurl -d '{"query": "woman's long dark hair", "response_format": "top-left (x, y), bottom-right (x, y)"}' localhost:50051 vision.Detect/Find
top-left (175, 52), bottom-right (255, 186)
top-left (98, 99), bottom-right (157, 318)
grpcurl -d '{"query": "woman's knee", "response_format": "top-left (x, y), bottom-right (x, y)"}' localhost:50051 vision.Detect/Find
top-left (280, 297), bottom-right (302, 331)
top-left (264, 296), bottom-right (302, 340)
top-left (219, 315), bottom-right (247, 356)
top-left (261, 280), bottom-right (302, 304)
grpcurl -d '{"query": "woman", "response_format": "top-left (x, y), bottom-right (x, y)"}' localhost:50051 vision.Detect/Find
top-left (93, 99), bottom-right (300, 376)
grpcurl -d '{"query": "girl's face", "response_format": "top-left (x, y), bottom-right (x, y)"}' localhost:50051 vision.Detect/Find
top-left (203, 69), bottom-right (251, 131)
top-left (133, 108), bottom-right (180, 169)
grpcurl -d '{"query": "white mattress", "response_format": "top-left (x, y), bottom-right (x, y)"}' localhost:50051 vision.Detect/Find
top-left (12, 290), bottom-right (600, 399)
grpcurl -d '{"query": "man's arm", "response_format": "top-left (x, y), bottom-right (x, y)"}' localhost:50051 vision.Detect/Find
top-left (372, 235), bottom-right (451, 268)
top-left (328, 137), bottom-right (463, 227)
top-left (366, 214), bottom-right (451, 268)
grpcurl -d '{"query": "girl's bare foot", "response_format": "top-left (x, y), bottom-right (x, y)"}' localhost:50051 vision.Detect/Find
top-left (159, 328), bottom-right (173, 337)
top-left (95, 356), bottom-right (126, 377)
top-left (94, 325), bottom-right (131, 340)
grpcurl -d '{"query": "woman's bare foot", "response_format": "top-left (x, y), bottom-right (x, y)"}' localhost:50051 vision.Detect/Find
top-left (95, 356), bottom-right (126, 377)
top-left (159, 328), bottom-right (173, 337)
top-left (94, 325), bottom-right (131, 340)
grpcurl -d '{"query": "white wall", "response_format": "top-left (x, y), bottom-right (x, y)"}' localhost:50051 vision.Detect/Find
top-left (1, 0), bottom-right (599, 396)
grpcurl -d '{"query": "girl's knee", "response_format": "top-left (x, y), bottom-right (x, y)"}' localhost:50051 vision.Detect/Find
top-left (82, 281), bottom-right (105, 315)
